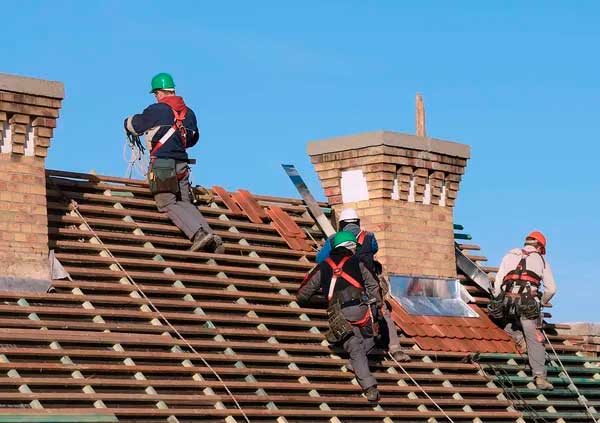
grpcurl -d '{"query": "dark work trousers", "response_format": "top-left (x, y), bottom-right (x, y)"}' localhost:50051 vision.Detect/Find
top-left (153, 161), bottom-right (213, 239)
top-left (342, 304), bottom-right (377, 389)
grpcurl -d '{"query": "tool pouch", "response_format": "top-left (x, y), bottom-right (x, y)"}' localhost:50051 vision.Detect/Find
top-left (487, 294), bottom-right (506, 320)
top-left (148, 158), bottom-right (179, 195)
top-left (517, 295), bottom-right (540, 320)
top-left (325, 301), bottom-right (353, 344)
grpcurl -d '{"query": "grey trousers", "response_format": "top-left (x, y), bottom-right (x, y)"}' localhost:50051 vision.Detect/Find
top-left (342, 325), bottom-right (377, 389)
top-left (153, 162), bottom-right (213, 239)
top-left (383, 306), bottom-right (401, 353)
top-left (504, 317), bottom-right (546, 377)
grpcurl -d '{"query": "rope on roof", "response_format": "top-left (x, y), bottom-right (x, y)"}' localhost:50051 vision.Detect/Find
top-left (67, 199), bottom-right (252, 423)
top-left (542, 330), bottom-right (599, 423)
top-left (478, 361), bottom-right (550, 423)
top-left (387, 352), bottom-right (456, 423)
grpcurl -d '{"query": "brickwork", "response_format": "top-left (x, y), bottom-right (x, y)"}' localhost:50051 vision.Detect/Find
top-left (308, 131), bottom-right (470, 278)
top-left (0, 73), bottom-right (63, 281)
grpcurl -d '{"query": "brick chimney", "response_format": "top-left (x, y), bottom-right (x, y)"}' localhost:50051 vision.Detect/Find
top-left (0, 73), bottom-right (64, 288)
top-left (308, 131), bottom-right (470, 278)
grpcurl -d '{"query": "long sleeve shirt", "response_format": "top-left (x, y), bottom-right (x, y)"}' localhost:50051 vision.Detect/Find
top-left (124, 96), bottom-right (199, 161)
top-left (493, 245), bottom-right (557, 304)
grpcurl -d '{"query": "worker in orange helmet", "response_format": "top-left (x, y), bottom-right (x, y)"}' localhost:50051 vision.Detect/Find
top-left (491, 231), bottom-right (557, 390)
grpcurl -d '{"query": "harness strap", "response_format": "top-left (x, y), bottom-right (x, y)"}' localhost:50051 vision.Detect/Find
top-left (503, 273), bottom-right (541, 285)
top-left (150, 106), bottom-right (188, 156)
top-left (357, 230), bottom-right (367, 246)
top-left (324, 256), bottom-right (363, 301)
top-left (349, 308), bottom-right (371, 327)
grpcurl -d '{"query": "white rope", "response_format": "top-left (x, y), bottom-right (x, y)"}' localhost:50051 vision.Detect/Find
top-left (69, 200), bottom-right (251, 423)
top-left (122, 136), bottom-right (148, 179)
top-left (387, 352), bottom-right (456, 423)
top-left (542, 330), bottom-right (599, 423)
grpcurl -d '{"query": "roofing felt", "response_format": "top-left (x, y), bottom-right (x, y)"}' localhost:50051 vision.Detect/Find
top-left (0, 169), bottom-right (597, 422)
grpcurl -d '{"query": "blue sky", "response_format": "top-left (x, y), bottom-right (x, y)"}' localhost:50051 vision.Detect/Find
top-left (2, 1), bottom-right (598, 322)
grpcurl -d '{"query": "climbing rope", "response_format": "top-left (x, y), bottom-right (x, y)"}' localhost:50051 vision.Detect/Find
top-left (64, 198), bottom-right (251, 423)
top-left (474, 358), bottom-right (550, 423)
top-left (123, 133), bottom-right (148, 179)
top-left (387, 352), bottom-right (456, 423)
top-left (542, 330), bottom-right (599, 423)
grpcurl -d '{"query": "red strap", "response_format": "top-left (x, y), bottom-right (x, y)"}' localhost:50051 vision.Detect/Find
top-left (503, 273), bottom-right (541, 285)
top-left (150, 106), bottom-right (188, 155)
top-left (324, 257), bottom-right (363, 289)
top-left (357, 230), bottom-right (366, 245)
top-left (349, 309), bottom-right (371, 327)
top-left (173, 108), bottom-right (188, 148)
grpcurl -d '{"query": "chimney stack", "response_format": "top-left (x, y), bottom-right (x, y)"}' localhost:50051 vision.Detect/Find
top-left (0, 73), bottom-right (64, 288)
top-left (308, 130), bottom-right (470, 278)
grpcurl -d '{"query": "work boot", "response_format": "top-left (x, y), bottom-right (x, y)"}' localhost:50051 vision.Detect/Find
top-left (391, 350), bottom-right (411, 362)
top-left (534, 376), bottom-right (554, 390)
top-left (190, 231), bottom-right (213, 252)
top-left (211, 234), bottom-right (225, 254)
top-left (364, 386), bottom-right (380, 403)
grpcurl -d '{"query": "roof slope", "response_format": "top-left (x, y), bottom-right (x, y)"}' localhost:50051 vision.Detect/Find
top-left (0, 169), bottom-right (595, 422)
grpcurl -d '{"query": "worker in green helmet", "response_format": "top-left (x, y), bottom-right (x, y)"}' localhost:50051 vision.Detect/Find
top-left (297, 231), bottom-right (383, 403)
top-left (124, 73), bottom-right (223, 254)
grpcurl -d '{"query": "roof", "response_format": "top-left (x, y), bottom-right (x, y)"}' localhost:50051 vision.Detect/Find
top-left (0, 169), bottom-right (597, 422)
top-left (389, 302), bottom-right (518, 354)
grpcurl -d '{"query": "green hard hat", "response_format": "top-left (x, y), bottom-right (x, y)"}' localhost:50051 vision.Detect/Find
top-left (332, 231), bottom-right (357, 249)
top-left (150, 72), bottom-right (175, 93)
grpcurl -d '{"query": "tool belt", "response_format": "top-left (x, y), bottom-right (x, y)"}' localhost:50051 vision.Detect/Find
top-left (488, 289), bottom-right (540, 321)
top-left (325, 300), bottom-right (354, 344)
top-left (148, 158), bottom-right (189, 195)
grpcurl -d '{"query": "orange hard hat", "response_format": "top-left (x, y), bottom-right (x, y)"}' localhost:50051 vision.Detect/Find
top-left (526, 231), bottom-right (547, 254)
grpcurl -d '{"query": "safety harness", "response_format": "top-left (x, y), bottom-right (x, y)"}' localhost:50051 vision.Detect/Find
top-left (150, 105), bottom-right (188, 156)
top-left (500, 249), bottom-right (543, 297)
top-left (323, 256), bottom-right (371, 326)
top-left (149, 103), bottom-right (190, 181)
top-left (489, 249), bottom-right (544, 321)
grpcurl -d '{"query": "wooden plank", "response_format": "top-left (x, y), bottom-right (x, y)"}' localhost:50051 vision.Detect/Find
top-left (0, 408), bottom-right (521, 419)
top-left (0, 347), bottom-right (478, 369)
top-left (0, 392), bottom-right (513, 407)
top-left (0, 317), bottom-right (325, 341)
top-left (59, 267), bottom-right (299, 292)
top-left (0, 305), bottom-right (328, 329)
top-left (0, 378), bottom-right (505, 395)
top-left (47, 201), bottom-right (281, 234)
top-left (50, 279), bottom-right (296, 303)
top-left (50, 226), bottom-right (315, 258)
top-left (54, 253), bottom-right (306, 280)
top-left (48, 214), bottom-right (288, 245)
top-left (0, 362), bottom-right (491, 383)
top-left (0, 415), bottom-right (117, 423)
top-left (52, 240), bottom-right (313, 270)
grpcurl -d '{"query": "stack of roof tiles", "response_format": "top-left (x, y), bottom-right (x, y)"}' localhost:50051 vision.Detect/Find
top-left (0, 170), bottom-right (596, 422)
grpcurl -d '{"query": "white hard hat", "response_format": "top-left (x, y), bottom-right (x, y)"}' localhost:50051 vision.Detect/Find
top-left (339, 208), bottom-right (359, 222)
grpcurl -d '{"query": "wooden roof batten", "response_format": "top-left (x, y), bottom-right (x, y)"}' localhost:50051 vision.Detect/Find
top-left (0, 167), bottom-right (591, 422)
